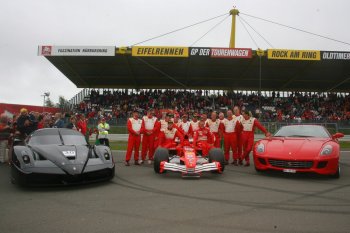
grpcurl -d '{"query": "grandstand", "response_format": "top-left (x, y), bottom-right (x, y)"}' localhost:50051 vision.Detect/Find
top-left (37, 9), bottom-right (350, 133)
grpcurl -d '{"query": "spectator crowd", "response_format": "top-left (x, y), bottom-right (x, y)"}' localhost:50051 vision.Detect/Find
top-left (76, 89), bottom-right (350, 122)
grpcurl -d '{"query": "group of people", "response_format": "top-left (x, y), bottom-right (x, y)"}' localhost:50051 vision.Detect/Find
top-left (0, 109), bottom-right (91, 164)
top-left (76, 89), bottom-right (350, 123)
top-left (125, 106), bottom-right (271, 167)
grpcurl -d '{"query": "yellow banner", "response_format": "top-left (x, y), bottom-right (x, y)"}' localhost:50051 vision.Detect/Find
top-left (132, 46), bottom-right (189, 57)
top-left (267, 49), bottom-right (320, 61)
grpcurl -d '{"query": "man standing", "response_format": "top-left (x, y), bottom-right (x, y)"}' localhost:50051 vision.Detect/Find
top-left (241, 110), bottom-right (271, 166)
top-left (16, 108), bottom-right (37, 138)
top-left (206, 111), bottom-right (221, 148)
top-left (190, 114), bottom-right (200, 132)
top-left (141, 109), bottom-right (158, 164)
top-left (125, 111), bottom-right (142, 166)
top-left (53, 113), bottom-right (65, 128)
top-left (218, 112), bottom-right (225, 149)
top-left (77, 114), bottom-right (89, 141)
top-left (220, 110), bottom-right (241, 165)
top-left (160, 113), bottom-right (171, 132)
top-left (233, 106), bottom-right (244, 165)
top-left (178, 114), bottom-right (193, 139)
top-left (0, 114), bottom-right (11, 163)
top-left (98, 118), bottom-right (110, 146)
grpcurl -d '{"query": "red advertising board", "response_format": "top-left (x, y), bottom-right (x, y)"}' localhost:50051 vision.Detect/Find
top-left (0, 103), bottom-right (60, 115)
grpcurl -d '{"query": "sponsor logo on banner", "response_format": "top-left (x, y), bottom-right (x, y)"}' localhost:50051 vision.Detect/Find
top-left (190, 47), bottom-right (211, 56)
top-left (38, 46), bottom-right (115, 56)
top-left (321, 51), bottom-right (350, 60)
top-left (210, 48), bottom-right (252, 58)
top-left (132, 46), bottom-right (188, 57)
top-left (267, 49), bottom-right (320, 61)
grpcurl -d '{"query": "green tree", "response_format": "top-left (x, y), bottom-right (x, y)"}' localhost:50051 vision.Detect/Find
top-left (56, 96), bottom-right (69, 111)
top-left (45, 97), bottom-right (55, 107)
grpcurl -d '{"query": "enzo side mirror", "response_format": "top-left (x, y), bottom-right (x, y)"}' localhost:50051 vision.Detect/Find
top-left (332, 133), bottom-right (344, 139)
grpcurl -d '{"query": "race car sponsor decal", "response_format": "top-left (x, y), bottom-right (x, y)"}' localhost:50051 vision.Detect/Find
top-left (210, 48), bottom-right (252, 58)
top-left (38, 46), bottom-right (115, 56)
top-left (132, 46), bottom-right (189, 57)
top-left (267, 49), bottom-right (320, 61)
top-left (321, 51), bottom-right (350, 60)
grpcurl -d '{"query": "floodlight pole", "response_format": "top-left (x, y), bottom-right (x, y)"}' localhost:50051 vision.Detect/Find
top-left (256, 49), bottom-right (265, 116)
top-left (229, 8), bottom-right (239, 48)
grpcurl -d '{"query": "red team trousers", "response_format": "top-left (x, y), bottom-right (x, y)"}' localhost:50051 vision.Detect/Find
top-left (125, 134), bottom-right (141, 162)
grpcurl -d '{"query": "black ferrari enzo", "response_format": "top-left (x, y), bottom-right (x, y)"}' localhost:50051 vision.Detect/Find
top-left (11, 128), bottom-right (115, 186)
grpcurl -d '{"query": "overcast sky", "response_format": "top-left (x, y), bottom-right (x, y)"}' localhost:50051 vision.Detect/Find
top-left (1, 0), bottom-right (349, 106)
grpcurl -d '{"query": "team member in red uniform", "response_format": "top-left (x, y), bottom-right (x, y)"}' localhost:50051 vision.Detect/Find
top-left (158, 121), bottom-right (183, 149)
top-left (190, 114), bottom-right (199, 132)
top-left (178, 114), bottom-right (193, 139)
top-left (141, 109), bottom-right (158, 164)
top-left (206, 111), bottom-right (221, 148)
top-left (125, 111), bottom-right (142, 166)
top-left (233, 106), bottom-right (244, 165)
top-left (160, 113), bottom-right (171, 132)
top-left (241, 110), bottom-right (271, 166)
top-left (220, 110), bottom-right (241, 165)
top-left (77, 114), bottom-right (88, 141)
top-left (193, 120), bottom-right (214, 156)
top-left (218, 112), bottom-right (225, 149)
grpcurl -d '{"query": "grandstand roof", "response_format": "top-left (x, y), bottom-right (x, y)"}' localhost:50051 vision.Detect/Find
top-left (40, 46), bottom-right (350, 92)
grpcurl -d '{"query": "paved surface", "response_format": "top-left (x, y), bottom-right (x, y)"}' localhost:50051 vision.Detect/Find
top-left (1, 152), bottom-right (350, 233)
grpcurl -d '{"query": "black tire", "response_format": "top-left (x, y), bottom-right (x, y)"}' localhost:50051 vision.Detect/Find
top-left (208, 148), bottom-right (225, 173)
top-left (330, 166), bottom-right (340, 179)
top-left (154, 148), bottom-right (169, 174)
top-left (255, 166), bottom-right (263, 173)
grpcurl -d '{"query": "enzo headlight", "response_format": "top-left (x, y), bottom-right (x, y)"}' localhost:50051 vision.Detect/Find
top-left (104, 152), bottom-right (110, 160)
top-left (256, 143), bottom-right (265, 153)
top-left (22, 155), bottom-right (31, 164)
top-left (320, 145), bottom-right (333, 156)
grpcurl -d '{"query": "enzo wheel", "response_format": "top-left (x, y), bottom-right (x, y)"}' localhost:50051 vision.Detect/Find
top-left (208, 148), bottom-right (225, 173)
top-left (154, 148), bottom-right (169, 174)
top-left (330, 166), bottom-right (340, 179)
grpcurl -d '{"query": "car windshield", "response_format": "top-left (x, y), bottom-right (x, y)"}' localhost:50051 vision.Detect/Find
top-left (274, 125), bottom-right (330, 138)
top-left (28, 129), bottom-right (88, 146)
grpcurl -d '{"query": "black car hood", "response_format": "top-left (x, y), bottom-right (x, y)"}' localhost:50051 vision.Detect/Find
top-left (31, 145), bottom-right (90, 175)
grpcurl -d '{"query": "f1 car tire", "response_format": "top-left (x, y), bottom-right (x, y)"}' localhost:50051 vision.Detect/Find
top-left (208, 148), bottom-right (225, 173)
top-left (154, 147), bottom-right (169, 174)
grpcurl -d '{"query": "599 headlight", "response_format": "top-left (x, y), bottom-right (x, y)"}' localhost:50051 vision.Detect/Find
top-left (320, 145), bottom-right (333, 156)
top-left (256, 143), bottom-right (265, 153)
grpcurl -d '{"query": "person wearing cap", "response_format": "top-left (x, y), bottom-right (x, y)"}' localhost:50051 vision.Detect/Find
top-left (125, 111), bottom-right (142, 166)
top-left (98, 117), bottom-right (110, 147)
top-left (193, 120), bottom-right (214, 156)
top-left (205, 111), bottom-right (221, 148)
top-left (220, 110), bottom-right (242, 165)
top-left (16, 108), bottom-right (37, 138)
top-left (190, 113), bottom-right (200, 132)
top-left (158, 121), bottom-right (183, 149)
top-left (240, 110), bottom-right (271, 166)
top-left (233, 106), bottom-right (244, 165)
top-left (140, 109), bottom-right (158, 164)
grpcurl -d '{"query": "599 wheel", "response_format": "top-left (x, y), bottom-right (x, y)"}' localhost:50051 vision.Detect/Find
top-left (154, 148), bottom-right (169, 174)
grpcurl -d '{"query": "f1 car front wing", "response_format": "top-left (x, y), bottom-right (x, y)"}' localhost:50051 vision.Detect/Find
top-left (160, 161), bottom-right (222, 174)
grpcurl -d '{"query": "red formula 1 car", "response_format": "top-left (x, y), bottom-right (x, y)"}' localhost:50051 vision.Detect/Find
top-left (153, 143), bottom-right (225, 178)
top-left (253, 125), bottom-right (344, 178)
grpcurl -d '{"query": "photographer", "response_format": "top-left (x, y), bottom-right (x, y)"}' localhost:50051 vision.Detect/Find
top-left (16, 108), bottom-right (38, 138)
